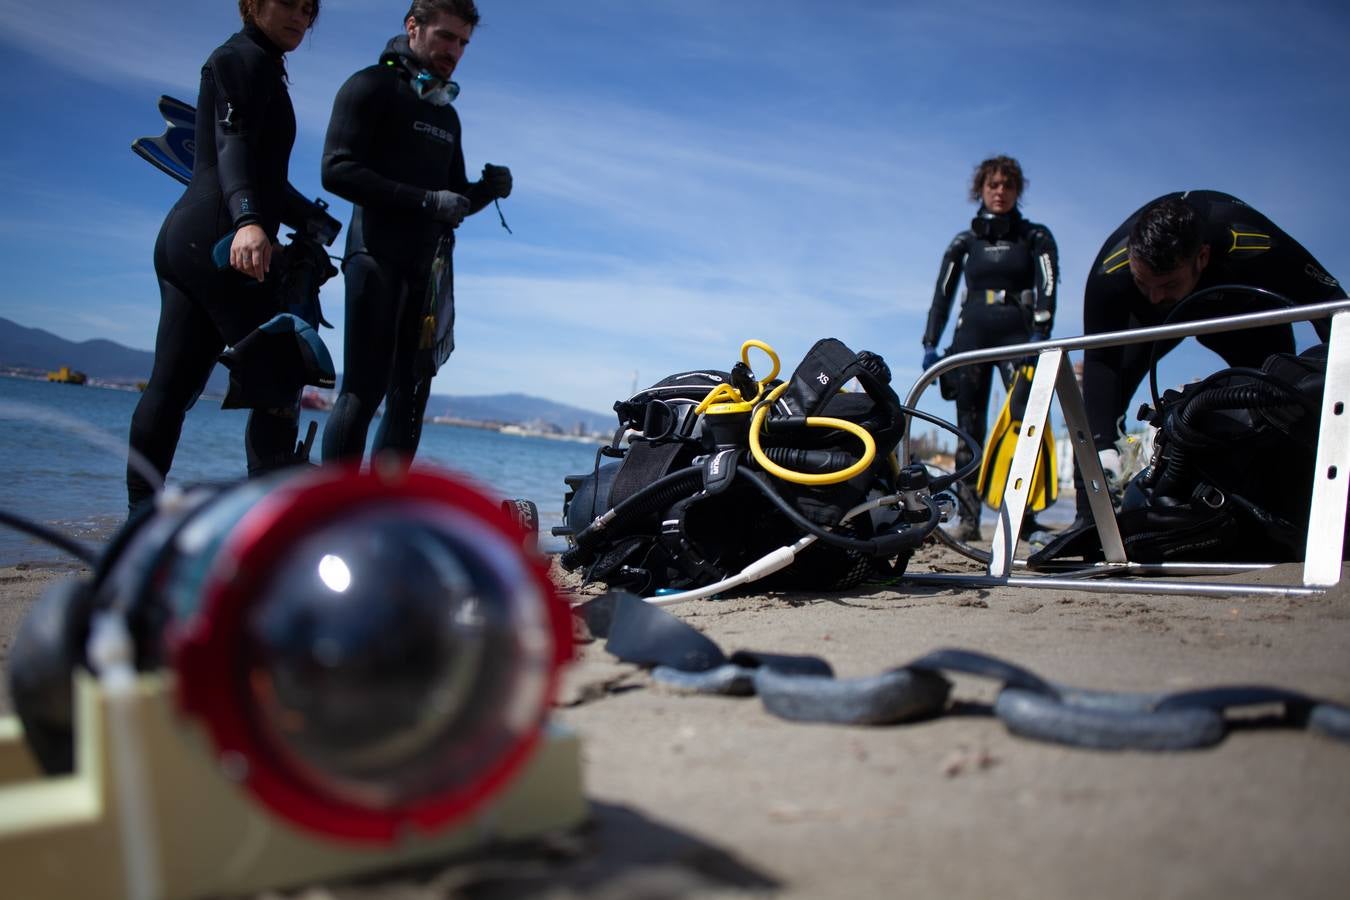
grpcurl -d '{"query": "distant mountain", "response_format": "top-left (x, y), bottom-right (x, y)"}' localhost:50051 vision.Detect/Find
top-left (0, 317), bottom-right (611, 432)
top-left (2, 316), bottom-right (154, 379)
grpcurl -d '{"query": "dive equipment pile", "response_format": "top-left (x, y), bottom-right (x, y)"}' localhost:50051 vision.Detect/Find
top-left (554, 339), bottom-right (979, 599)
top-left (1033, 340), bottom-right (1341, 565)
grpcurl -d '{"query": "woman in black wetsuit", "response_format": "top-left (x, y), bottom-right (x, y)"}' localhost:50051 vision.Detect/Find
top-left (921, 156), bottom-right (1059, 541)
top-left (126, 0), bottom-right (320, 511)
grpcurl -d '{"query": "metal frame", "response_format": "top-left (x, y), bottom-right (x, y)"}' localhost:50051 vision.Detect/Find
top-left (900, 299), bottom-right (1350, 597)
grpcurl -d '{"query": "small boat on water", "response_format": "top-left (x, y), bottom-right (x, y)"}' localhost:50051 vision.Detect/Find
top-left (46, 366), bottom-right (87, 385)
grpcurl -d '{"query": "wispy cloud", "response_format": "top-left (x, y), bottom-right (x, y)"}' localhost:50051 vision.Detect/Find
top-left (1, 0), bottom-right (1345, 427)
top-left (0, 0), bottom-right (222, 94)
top-left (0, 174), bottom-right (166, 248)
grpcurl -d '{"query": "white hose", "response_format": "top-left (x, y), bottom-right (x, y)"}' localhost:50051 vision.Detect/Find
top-left (648, 536), bottom-right (816, 607)
top-left (647, 493), bottom-right (906, 607)
top-left (88, 611), bottom-right (163, 900)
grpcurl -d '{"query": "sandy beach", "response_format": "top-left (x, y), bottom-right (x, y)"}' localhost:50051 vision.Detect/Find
top-left (2, 537), bottom-right (1348, 899)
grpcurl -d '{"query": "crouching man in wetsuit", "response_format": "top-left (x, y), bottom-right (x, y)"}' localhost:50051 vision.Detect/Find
top-left (921, 156), bottom-right (1059, 541)
top-left (1074, 189), bottom-right (1345, 526)
top-left (320, 0), bottom-right (511, 465)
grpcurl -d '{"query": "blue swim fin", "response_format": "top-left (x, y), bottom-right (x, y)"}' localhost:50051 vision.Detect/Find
top-left (132, 95), bottom-right (342, 247)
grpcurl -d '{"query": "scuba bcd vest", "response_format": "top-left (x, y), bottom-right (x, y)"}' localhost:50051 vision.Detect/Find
top-left (1031, 343), bottom-right (1346, 565)
top-left (554, 338), bottom-right (946, 596)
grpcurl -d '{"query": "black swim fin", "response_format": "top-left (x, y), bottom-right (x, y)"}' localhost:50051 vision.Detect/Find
top-left (219, 314), bottom-right (336, 410)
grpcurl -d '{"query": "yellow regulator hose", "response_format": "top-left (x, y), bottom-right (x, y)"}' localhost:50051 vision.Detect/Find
top-left (749, 382), bottom-right (877, 486)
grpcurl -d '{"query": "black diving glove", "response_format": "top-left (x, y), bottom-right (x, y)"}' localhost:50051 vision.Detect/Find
top-left (481, 163), bottom-right (513, 199)
top-left (423, 189), bottom-right (470, 226)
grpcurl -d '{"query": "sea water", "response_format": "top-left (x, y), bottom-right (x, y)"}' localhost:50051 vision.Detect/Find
top-left (0, 375), bottom-right (607, 565)
top-left (1, 375), bottom-right (1077, 566)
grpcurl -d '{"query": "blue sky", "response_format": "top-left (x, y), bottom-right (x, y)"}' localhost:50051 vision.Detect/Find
top-left (0, 0), bottom-right (1347, 430)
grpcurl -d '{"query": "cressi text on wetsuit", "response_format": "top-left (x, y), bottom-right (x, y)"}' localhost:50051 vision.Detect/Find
top-left (1082, 189), bottom-right (1344, 453)
top-left (128, 24), bottom-right (312, 510)
top-left (923, 208), bottom-right (1059, 522)
top-left (319, 35), bottom-right (498, 463)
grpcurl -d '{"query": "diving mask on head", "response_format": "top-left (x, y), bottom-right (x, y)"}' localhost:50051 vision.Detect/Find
top-left (971, 210), bottom-right (1015, 240)
top-left (404, 59), bottom-right (459, 106)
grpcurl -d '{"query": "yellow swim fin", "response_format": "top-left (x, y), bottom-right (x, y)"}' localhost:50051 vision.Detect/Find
top-left (976, 388), bottom-right (1015, 506)
top-left (977, 363), bottom-right (1058, 512)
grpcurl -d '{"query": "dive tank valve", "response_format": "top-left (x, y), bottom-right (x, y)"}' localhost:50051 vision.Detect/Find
top-left (694, 339), bottom-right (781, 452)
top-left (694, 378), bottom-right (755, 451)
top-left (702, 403), bottom-right (753, 452)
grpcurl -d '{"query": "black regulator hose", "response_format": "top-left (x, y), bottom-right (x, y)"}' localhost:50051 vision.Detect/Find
top-left (759, 446), bottom-right (861, 473)
top-left (736, 468), bottom-right (939, 556)
top-left (903, 405), bottom-right (982, 493)
top-left (1147, 285), bottom-right (1296, 413)
top-left (1153, 368), bottom-right (1312, 499)
top-left (1169, 384), bottom-right (1289, 450)
top-left (1167, 366), bottom-right (1315, 450)
top-left (560, 465), bottom-right (704, 568)
top-left (0, 509), bottom-right (99, 566)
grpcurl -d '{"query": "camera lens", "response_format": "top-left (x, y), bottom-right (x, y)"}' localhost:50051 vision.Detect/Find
top-left (243, 502), bottom-right (554, 811)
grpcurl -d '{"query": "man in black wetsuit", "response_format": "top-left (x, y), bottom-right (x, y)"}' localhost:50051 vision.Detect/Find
top-left (922, 156), bottom-right (1059, 541)
top-left (320, 0), bottom-right (511, 465)
top-left (128, 0), bottom-right (322, 512)
top-left (1076, 190), bottom-right (1344, 521)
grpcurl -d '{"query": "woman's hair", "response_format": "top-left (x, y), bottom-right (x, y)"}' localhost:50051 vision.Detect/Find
top-left (238, 0), bottom-right (321, 27)
top-left (968, 155), bottom-right (1025, 202)
top-left (405, 0), bottom-right (480, 27)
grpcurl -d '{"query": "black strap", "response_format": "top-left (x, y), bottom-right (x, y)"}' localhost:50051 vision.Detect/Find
top-left (585, 591), bottom-right (1350, 751)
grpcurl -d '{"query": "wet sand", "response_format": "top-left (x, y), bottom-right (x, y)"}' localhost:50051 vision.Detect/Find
top-left (2, 538), bottom-right (1348, 899)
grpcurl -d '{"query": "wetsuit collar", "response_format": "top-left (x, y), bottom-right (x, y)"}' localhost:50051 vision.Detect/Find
top-left (971, 206), bottom-right (1022, 240)
top-left (380, 34), bottom-right (460, 106)
top-left (242, 22), bottom-right (285, 59)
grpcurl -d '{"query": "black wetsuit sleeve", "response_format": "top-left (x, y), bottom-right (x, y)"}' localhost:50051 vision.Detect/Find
top-left (206, 56), bottom-right (264, 229)
top-left (322, 70), bottom-right (434, 214)
top-left (278, 185), bottom-right (314, 234)
top-left (923, 232), bottom-right (970, 348)
top-left (452, 133), bottom-right (496, 216)
top-left (1031, 226), bottom-right (1059, 331)
top-left (464, 181), bottom-right (495, 215)
top-left (1081, 262), bottom-right (1139, 446)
